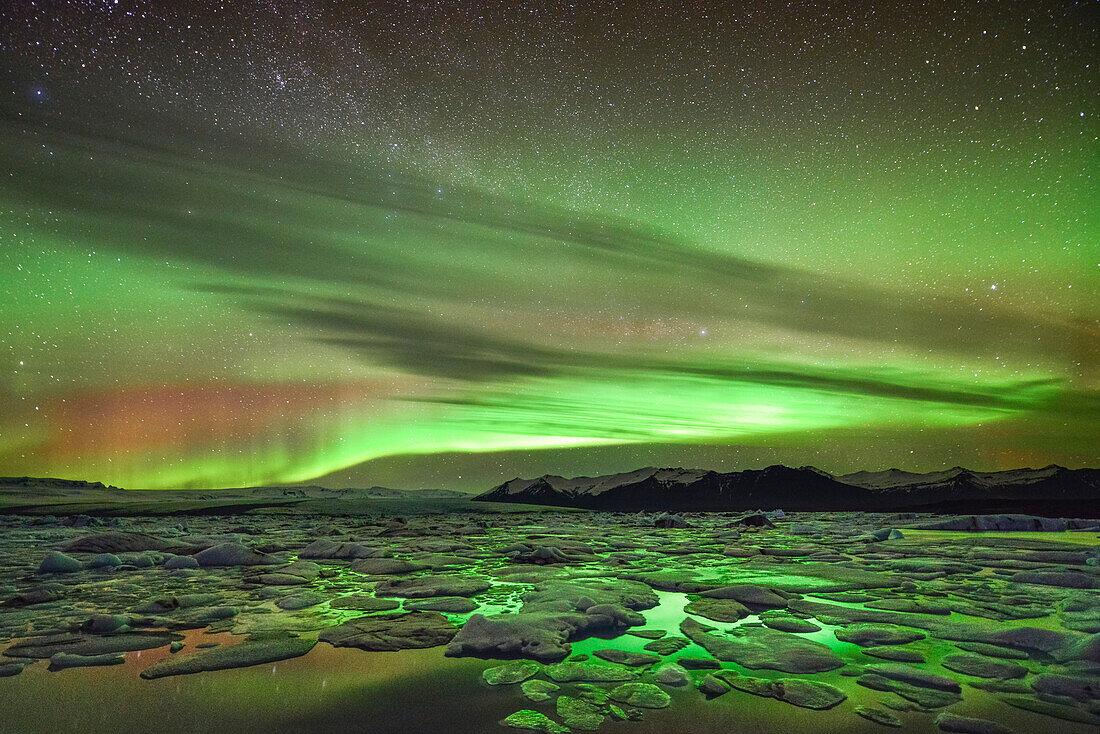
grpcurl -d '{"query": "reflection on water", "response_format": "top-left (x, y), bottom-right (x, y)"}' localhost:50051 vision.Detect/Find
top-left (2, 592), bottom-right (1095, 734)
top-left (1, 628), bottom-right (512, 734)
top-left (2, 629), bottom-right (1092, 734)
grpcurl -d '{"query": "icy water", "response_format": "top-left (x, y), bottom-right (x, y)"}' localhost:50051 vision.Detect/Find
top-left (1, 514), bottom-right (1098, 733)
top-left (1, 623), bottom-right (1093, 734)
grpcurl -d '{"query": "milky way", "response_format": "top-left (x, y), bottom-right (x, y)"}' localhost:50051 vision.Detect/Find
top-left (1, 2), bottom-right (1096, 488)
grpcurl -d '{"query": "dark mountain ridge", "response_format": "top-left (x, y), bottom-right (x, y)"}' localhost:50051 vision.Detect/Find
top-left (0, 477), bottom-right (121, 492)
top-left (473, 464), bottom-right (1100, 516)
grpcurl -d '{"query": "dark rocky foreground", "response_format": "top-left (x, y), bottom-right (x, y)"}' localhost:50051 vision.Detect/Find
top-left (0, 501), bottom-right (1099, 733)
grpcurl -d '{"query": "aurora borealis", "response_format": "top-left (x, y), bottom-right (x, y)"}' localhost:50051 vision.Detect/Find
top-left (0, 2), bottom-right (1096, 489)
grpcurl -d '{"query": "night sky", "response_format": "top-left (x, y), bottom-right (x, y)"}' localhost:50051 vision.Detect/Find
top-left (1, 2), bottom-right (1096, 490)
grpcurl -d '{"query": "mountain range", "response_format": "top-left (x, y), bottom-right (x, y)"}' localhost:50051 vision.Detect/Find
top-left (473, 464), bottom-right (1100, 516)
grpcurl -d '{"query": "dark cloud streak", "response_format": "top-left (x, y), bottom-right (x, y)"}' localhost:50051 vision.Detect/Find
top-left (3, 111), bottom-right (1093, 369)
top-left (244, 291), bottom-right (1064, 418)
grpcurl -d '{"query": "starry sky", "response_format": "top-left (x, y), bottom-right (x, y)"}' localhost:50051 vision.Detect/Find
top-left (1, 1), bottom-right (1096, 490)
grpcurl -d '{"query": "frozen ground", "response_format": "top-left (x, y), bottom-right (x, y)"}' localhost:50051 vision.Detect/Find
top-left (0, 498), bottom-right (1098, 733)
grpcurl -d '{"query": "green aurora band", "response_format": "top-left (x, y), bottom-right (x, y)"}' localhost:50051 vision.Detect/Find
top-left (0, 2), bottom-right (1096, 489)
